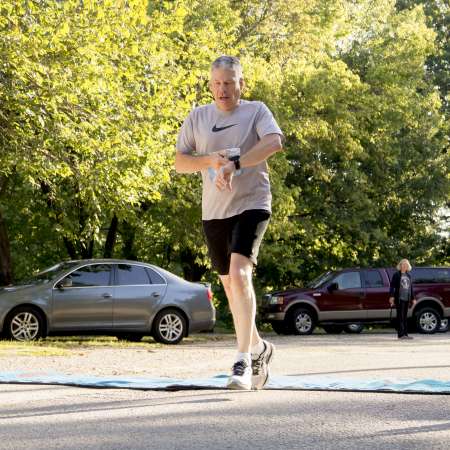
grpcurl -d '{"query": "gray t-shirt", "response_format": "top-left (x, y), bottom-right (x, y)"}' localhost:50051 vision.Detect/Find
top-left (399, 274), bottom-right (411, 302)
top-left (176, 100), bottom-right (283, 220)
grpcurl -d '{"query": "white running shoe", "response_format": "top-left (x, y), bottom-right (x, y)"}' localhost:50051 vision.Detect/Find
top-left (226, 359), bottom-right (252, 390)
top-left (251, 340), bottom-right (275, 390)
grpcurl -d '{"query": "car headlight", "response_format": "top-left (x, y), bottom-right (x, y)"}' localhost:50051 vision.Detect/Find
top-left (270, 296), bottom-right (284, 305)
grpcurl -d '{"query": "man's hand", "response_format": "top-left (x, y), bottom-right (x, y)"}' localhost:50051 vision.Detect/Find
top-left (215, 161), bottom-right (235, 191)
top-left (389, 297), bottom-right (395, 307)
top-left (411, 299), bottom-right (417, 307)
top-left (209, 151), bottom-right (228, 171)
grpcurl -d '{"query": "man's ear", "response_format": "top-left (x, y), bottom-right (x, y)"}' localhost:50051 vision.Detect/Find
top-left (240, 78), bottom-right (245, 92)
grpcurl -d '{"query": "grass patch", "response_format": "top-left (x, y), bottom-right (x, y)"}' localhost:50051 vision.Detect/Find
top-left (0, 340), bottom-right (69, 357)
top-left (0, 336), bottom-right (164, 353)
top-left (0, 332), bottom-right (233, 356)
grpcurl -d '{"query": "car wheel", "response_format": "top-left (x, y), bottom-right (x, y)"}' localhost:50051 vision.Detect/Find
top-left (5, 307), bottom-right (45, 341)
top-left (322, 325), bottom-right (344, 334)
top-left (438, 318), bottom-right (449, 333)
top-left (288, 307), bottom-right (316, 335)
top-left (344, 323), bottom-right (364, 334)
top-left (116, 333), bottom-right (144, 342)
top-left (415, 308), bottom-right (441, 334)
top-left (152, 309), bottom-right (186, 344)
top-left (271, 321), bottom-right (290, 335)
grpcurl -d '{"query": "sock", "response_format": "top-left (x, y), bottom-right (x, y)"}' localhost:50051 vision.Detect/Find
top-left (235, 352), bottom-right (251, 366)
top-left (251, 340), bottom-right (265, 357)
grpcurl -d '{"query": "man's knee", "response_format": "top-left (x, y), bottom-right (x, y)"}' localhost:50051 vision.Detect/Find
top-left (229, 254), bottom-right (253, 290)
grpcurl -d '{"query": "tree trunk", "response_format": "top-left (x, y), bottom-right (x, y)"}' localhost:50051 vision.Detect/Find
top-left (180, 248), bottom-right (207, 281)
top-left (104, 214), bottom-right (118, 258)
top-left (80, 238), bottom-right (94, 259)
top-left (63, 237), bottom-right (78, 259)
top-left (0, 208), bottom-right (13, 286)
top-left (121, 221), bottom-right (137, 260)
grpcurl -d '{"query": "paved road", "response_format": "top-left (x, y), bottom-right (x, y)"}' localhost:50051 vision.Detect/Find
top-left (1, 333), bottom-right (450, 449)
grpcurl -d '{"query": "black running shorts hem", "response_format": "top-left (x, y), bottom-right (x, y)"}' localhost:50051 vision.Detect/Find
top-left (202, 209), bottom-right (271, 276)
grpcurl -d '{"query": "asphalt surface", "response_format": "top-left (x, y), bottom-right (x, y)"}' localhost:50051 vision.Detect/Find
top-left (1, 332), bottom-right (450, 450)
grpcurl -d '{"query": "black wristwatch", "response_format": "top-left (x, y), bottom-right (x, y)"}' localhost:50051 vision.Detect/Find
top-left (229, 155), bottom-right (240, 171)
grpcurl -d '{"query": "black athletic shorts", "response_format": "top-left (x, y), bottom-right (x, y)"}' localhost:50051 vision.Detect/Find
top-left (202, 209), bottom-right (271, 275)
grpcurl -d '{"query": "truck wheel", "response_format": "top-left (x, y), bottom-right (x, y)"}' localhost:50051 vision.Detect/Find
top-left (344, 323), bottom-right (364, 334)
top-left (322, 325), bottom-right (344, 334)
top-left (415, 308), bottom-right (440, 334)
top-left (288, 307), bottom-right (316, 335)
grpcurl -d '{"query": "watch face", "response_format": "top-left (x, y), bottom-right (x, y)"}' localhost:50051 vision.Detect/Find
top-left (226, 148), bottom-right (240, 158)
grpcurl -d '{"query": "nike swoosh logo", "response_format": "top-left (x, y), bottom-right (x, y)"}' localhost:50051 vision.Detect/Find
top-left (212, 124), bottom-right (237, 132)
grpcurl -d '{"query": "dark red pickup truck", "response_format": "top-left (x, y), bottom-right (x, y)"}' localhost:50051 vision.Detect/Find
top-left (260, 267), bottom-right (450, 335)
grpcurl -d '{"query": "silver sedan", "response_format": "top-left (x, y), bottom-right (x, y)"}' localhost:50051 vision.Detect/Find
top-left (0, 259), bottom-right (215, 344)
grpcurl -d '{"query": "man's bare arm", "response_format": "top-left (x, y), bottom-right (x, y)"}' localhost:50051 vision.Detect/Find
top-left (239, 133), bottom-right (283, 168)
top-left (174, 151), bottom-right (228, 174)
top-left (215, 134), bottom-right (283, 191)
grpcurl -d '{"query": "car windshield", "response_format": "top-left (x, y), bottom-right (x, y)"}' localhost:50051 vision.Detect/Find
top-left (16, 261), bottom-right (80, 285)
top-left (307, 271), bottom-right (336, 289)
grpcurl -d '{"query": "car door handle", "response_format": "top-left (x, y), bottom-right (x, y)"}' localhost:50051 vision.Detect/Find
top-left (151, 292), bottom-right (160, 298)
top-left (102, 293), bottom-right (112, 298)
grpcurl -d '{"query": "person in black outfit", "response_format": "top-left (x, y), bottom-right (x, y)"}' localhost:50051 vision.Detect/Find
top-left (389, 259), bottom-right (417, 339)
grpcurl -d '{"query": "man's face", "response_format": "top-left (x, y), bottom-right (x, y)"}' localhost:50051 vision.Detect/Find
top-left (209, 67), bottom-right (244, 112)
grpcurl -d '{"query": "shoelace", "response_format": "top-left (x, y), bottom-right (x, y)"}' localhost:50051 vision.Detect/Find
top-left (232, 360), bottom-right (248, 376)
top-left (252, 344), bottom-right (267, 375)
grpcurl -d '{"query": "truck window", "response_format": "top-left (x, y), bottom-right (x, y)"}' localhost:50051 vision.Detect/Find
top-left (364, 270), bottom-right (384, 288)
top-left (411, 268), bottom-right (450, 284)
top-left (333, 272), bottom-right (362, 290)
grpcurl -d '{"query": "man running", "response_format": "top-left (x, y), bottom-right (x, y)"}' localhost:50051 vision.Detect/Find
top-left (175, 55), bottom-right (283, 390)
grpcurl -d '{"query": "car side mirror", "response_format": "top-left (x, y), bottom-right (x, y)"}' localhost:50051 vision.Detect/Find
top-left (327, 282), bottom-right (339, 293)
top-left (57, 278), bottom-right (72, 289)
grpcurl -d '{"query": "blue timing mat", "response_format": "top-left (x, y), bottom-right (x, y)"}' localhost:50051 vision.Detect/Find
top-left (1, 372), bottom-right (450, 394)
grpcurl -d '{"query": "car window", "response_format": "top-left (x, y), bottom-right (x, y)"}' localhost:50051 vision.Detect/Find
top-left (364, 270), bottom-right (384, 288)
top-left (334, 272), bottom-right (361, 290)
top-left (65, 264), bottom-right (112, 287)
top-left (411, 268), bottom-right (450, 284)
top-left (17, 261), bottom-right (80, 285)
top-left (146, 267), bottom-right (166, 285)
top-left (307, 271), bottom-right (335, 289)
top-left (117, 264), bottom-right (151, 285)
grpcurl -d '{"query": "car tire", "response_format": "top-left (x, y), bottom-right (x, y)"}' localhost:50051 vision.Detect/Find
top-left (415, 307), bottom-right (441, 334)
top-left (288, 307), bottom-right (316, 335)
top-left (322, 325), bottom-right (344, 334)
top-left (115, 333), bottom-right (144, 342)
top-left (5, 306), bottom-right (45, 341)
top-left (152, 308), bottom-right (187, 345)
top-left (271, 321), bottom-right (290, 335)
top-left (439, 318), bottom-right (449, 333)
top-left (344, 323), bottom-right (364, 334)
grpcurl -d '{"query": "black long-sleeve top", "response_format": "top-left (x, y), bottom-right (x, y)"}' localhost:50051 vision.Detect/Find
top-left (389, 271), bottom-right (415, 306)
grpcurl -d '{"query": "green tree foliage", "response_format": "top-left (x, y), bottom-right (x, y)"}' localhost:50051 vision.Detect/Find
top-left (0, 0), bottom-right (181, 277)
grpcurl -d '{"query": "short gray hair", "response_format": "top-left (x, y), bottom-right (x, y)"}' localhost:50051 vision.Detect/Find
top-left (211, 55), bottom-right (243, 78)
top-left (397, 258), bottom-right (412, 272)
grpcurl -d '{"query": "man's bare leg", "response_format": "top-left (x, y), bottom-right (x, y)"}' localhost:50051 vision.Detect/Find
top-left (219, 253), bottom-right (261, 352)
top-left (220, 253), bottom-right (275, 390)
